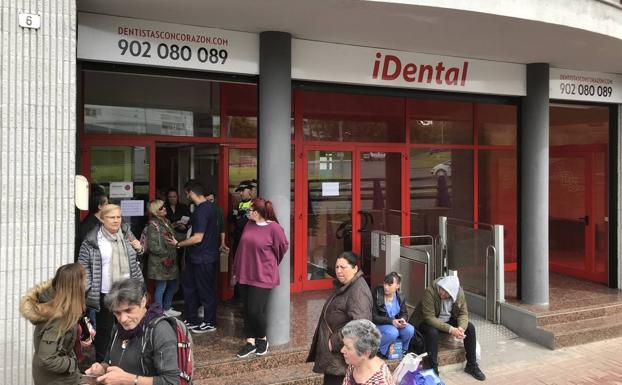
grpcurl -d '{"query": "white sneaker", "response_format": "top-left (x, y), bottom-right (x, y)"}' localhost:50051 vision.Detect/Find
top-left (164, 308), bottom-right (182, 317)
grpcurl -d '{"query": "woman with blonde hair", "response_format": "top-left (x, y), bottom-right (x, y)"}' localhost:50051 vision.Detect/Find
top-left (78, 203), bottom-right (144, 361)
top-left (20, 263), bottom-right (86, 385)
top-left (146, 199), bottom-right (181, 316)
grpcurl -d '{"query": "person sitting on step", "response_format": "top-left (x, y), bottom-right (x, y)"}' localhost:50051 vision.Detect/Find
top-left (372, 272), bottom-right (415, 359)
top-left (408, 275), bottom-right (486, 381)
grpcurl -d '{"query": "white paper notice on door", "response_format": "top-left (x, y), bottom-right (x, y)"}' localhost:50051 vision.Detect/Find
top-left (322, 182), bottom-right (339, 197)
top-left (109, 181), bottom-right (134, 198)
top-left (120, 200), bottom-right (144, 217)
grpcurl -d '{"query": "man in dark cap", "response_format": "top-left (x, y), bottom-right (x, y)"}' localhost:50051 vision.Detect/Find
top-left (227, 180), bottom-right (254, 304)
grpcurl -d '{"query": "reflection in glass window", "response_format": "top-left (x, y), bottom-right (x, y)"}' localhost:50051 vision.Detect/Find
top-left (302, 91), bottom-right (404, 142)
top-left (409, 149), bottom-right (473, 237)
top-left (84, 71), bottom-right (231, 137)
top-left (222, 83), bottom-right (258, 138)
top-left (550, 104), bottom-right (608, 146)
top-left (307, 151), bottom-right (352, 280)
top-left (477, 103), bottom-right (517, 145)
top-left (409, 99), bottom-right (473, 144)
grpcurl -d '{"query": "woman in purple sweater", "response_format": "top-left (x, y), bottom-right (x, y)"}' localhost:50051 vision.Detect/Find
top-left (232, 197), bottom-right (289, 358)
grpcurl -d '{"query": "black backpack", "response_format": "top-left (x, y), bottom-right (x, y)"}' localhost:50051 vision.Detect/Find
top-left (408, 328), bottom-right (427, 355)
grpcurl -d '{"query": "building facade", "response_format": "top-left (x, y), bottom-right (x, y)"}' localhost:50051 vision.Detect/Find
top-left (2, 0), bottom-right (622, 383)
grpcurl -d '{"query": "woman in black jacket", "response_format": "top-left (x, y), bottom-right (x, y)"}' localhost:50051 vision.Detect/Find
top-left (372, 272), bottom-right (415, 358)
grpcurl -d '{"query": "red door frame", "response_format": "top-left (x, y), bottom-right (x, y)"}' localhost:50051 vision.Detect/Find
top-left (550, 144), bottom-right (608, 283)
top-left (297, 143), bottom-right (409, 291)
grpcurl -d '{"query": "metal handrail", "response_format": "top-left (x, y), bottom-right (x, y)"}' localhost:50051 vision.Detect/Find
top-left (446, 217), bottom-right (495, 231)
top-left (485, 244), bottom-right (497, 323)
top-left (399, 248), bottom-right (431, 288)
top-left (399, 235), bottom-right (434, 246)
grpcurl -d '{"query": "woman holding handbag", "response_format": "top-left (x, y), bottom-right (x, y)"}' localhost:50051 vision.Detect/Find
top-left (146, 199), bottom-right (181, 317)
top-left (231, 197), bottom-right (289, 358)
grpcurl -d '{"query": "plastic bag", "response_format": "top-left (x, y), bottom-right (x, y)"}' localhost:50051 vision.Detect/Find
top-left (392, 352), bottom-right (427, 384)
top-left (417, 369), bottom-right (445, 385)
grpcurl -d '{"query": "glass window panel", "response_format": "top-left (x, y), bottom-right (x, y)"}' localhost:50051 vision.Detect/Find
top-left (89, 145), bottom-right (150, 237)
top-left (227, 148), bottom-right (257, 202)
top-left (478, 150), bottom-right (517, 264)
top-left (409, 99), bottom-right (473, 144)
top-left (84, 71), bottom-right (221, 137)
top-left (222, 83), bottom-right (258, 138)
top-left (307, 151), bottom-right (352, 280)
top-left (154, 143), bottom-right (219, 204)
top-left (550, 104), bottom-right (609, 145)
top-left (409, 148), bottom-right (473, 237)
top-left (550, 155), bottom-right (587, 271)
top-left (477, 103), bottom-right (517, 145)
top-left (302, 91), bottom-right (404, 142)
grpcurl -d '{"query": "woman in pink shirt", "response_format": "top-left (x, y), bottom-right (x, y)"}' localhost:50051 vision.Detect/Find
top-left (231, 197), bottom-right (289, 359)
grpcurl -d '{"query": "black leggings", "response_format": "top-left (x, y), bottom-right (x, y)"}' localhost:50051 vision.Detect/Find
top-left (239, 284), bottom-right (271, 339)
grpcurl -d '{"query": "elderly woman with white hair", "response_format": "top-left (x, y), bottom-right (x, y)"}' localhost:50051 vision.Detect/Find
top-left (340, 319), bottom-right (395, 385)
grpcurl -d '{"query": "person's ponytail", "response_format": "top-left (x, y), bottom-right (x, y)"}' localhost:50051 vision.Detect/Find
top-left (252, 197), bottom-right (279, 223)
top-left (264, 200), bottom-right (279, 223)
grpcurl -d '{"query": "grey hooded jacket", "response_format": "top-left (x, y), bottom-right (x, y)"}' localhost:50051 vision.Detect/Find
top-left (78, 223), bottom-right (143, 311)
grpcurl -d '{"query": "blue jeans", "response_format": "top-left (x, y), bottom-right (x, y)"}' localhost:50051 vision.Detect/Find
top-left (154, 279), bottom-right (179, 310)
top-left (377, 323), bottom-right (415, 355)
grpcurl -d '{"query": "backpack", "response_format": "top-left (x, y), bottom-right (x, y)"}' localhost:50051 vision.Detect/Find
top-left (408, 328), bottom-right (427, 355)
top-left (142, 316), bottom-right (194, 385)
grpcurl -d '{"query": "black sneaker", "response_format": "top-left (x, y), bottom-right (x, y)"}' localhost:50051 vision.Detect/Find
top-left (183, 320), bottom-right (199, 330)
top-left (464, 363), bottom-right (486, 381)
top-left (255, 339), bottom-right (269, 356)
top-left (191, 322), bottom-right (216, 334)
top-left (236, 342), bottom-right (256, 358)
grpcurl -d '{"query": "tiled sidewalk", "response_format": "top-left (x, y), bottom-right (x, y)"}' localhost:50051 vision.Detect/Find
top-left (441, 332), bottom-right (622, 384)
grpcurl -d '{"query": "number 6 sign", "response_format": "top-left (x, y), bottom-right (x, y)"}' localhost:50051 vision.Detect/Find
top-left (18, 13), bottom-right (41, 30)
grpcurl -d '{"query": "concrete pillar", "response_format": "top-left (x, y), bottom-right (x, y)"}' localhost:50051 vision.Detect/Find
top-left (259, 31), bottom-right (291, 345)
top-left (520, 63), bottom-right (549, 305)
top-left (1, 2), bottom-right (77, 384)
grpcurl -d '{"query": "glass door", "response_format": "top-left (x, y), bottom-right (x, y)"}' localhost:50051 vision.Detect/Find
top-left (84, 143), bottom-right (152, 238)
top-left (357, 150), bottom-right (403, 282)
top-left (550, 148), bottom-right (607, 283)
top-left (155, 143), bottom-right (220, 203)
top-left (304, 149), bottom-right (353, 290)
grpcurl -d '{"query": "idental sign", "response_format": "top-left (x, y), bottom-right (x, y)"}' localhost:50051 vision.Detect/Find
top-left (292, 40), bottom-right (526, 96)
top-left (372, 53), bottom-right (468, 86)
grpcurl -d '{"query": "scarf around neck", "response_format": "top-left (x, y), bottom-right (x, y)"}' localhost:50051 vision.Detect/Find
top-left (100, 226), bottom-right (130, 283)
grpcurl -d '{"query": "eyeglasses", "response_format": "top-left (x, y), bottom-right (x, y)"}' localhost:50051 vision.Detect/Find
top-left (158, 206), bottom-right (166, 211)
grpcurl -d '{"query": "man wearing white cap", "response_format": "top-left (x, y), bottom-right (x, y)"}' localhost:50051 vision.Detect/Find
top-left (409, 275), bottom-right (486, 381)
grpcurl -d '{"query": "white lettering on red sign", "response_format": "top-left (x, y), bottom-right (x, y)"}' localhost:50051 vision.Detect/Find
top-left (371, 53), bottom-right (469, 87)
